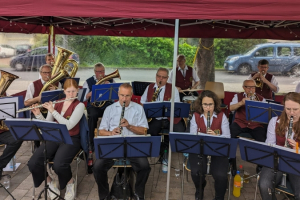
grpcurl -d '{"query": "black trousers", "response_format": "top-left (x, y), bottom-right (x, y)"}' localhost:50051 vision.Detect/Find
top-left (147, 118), bottom-right (186, 136)
top-left (28, 135), bottom-right (81, 189)
top-left (259, 167), bottom-right (300, 200)
top-left (87, 106), bottom-right (105, 150)
top-left (189, 154), bottom-right (229, 200)
top-left (93, 157), bottom-right (151, 199)
top-left (230, 122), bottom-right (266, 142)
top-left (0, 131), bottom-right (23, 170)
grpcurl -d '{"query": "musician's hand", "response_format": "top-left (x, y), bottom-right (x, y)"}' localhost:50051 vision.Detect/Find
top-left (176, 87), bottom-right (183, 93)
top-left (43, 101), bottom-right (54, 113)
top-left (86, 92), bottom-right (92, 100)
top-left (104, 81), bottom-right (110, 84)
top-left (48, 85), bottom-right (56, 91)
top-left (112, 127), bottom-right (121, 135)
top-left (287, 139), bottom-right (297, 149)
top-left (240, 97), bottom-right (249, 105)
top-left (120, 118), bottom-right (129, 128)
top-left (31, 103), bottom-right (41, 116)
top-left (207, 129), bottom-right (217, 135)
top-left (260, 73), bottom-right (267, 83)
top-left (252, 72), bottom-right (260, 79)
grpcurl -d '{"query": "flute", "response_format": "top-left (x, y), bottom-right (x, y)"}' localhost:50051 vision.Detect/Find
top-left (17, 97), bottom-right (78, 113)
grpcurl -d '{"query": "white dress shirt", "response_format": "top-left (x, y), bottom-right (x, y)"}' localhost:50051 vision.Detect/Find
top-left (266, 117), bottom-right (295, 145)
top-left (24, 79), bottom-right (62, 101)
top-left (140, 83), bottom-right (180, 104)
top-left (247, 74), bottom-right (279, 93)
top-left (82, 75), bottom-right (115, 102)
top-left (168, 65), bottom-right (200, 83)
top-left (35, 102), bottom-right (85, 130)
top-left (99, 101), bottom-right (149, 136)
top-left (230, 92), bottom-right (266, 105)
top-left (189, 112), bottom-right (231, 138)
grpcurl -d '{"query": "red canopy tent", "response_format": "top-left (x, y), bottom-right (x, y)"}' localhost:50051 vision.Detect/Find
top-left (1, 0), bottom-right (300, 39)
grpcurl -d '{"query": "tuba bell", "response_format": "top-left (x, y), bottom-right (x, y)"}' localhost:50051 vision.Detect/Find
top-left (39, 47), bottom-right (78, 95)
top-left (91, 69), bottom-right (121, 108)
top-left (0, 70), bottom-right (19, 131)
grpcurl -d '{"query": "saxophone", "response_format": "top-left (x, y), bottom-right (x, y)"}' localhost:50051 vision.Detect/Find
top-left (119, 102), bottom-right (126, 136)
top-left (148, 81), bottom-right (161, 122)
top-left (248, 91), bottom-right (259, 101)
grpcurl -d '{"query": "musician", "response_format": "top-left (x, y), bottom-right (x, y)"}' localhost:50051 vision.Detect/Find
top-left (93, 83), bottom-right (150, 200)
top-left (28, 79), bottom-right (84, 200)
top-left (259, 92), bottom-right (300, 200)
top-left (25, 64), bottom-right (62, 107)
top-left (167, 54), bottom-right (200, 101)
top-left (141, 67), bottom-right (186, 136)
top-left (82, 62), bottom-right (114, 151)
top-left (189, 90), bottom-right (230, 200)
top-left (247, 59), bottom-right (279, 100)
top-left (230, 79), bottom-right (267, 142)
top-left (39, 53), bottom-right (55, 79)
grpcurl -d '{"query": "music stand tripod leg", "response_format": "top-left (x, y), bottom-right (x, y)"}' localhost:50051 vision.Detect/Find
top-left (0, 176), bottom-right (16, 200)
top-left (36, 140), bottom-right (63, 200)
top-left (198, 139), bottom-right (204, 200)
top-left (123, 140), bottom-right (128, 200)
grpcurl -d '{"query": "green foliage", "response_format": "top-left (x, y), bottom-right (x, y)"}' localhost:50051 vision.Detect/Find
top-left (214, 38), bottom-right (268, 68)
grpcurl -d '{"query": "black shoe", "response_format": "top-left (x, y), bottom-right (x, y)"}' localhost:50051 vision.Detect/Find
top-left (195, 180), bottom-right (206, 200)
top-left (132, 193), bottom-right (144, 200)
top-left (88, 165), bottom-right (93, 174)
top-left (256, 165), bottom-right (262, 174)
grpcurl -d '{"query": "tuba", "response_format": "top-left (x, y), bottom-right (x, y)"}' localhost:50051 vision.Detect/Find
top-left (39, 47), bottom-right (78, 95)
top-left (91, 69), bottom-right (121, 108)
top-left (0, 70), bottom-right (19, 130)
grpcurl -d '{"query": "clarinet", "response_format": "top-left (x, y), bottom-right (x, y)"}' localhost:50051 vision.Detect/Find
top-left (119, 102), bottom-right (126, 136)
top-left (279, 116), bottom-right (294, 189)
top-left (207, 111), bottom-right (211, 175)
top-left (284, 116), bottom-right (294, 148)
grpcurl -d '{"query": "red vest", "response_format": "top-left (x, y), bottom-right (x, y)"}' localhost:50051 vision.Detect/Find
top-left (54, 98), bottom-right (81, 136)
top-left (275, 117), bottom-right (300, 146)
top-left (251, 72), bottom-right (273, 99)
top-left (194, 112), bottom-right (223, 134)
top-left (175, 66), bottom-right (193, 90)
top-left (147, 83), bottom-right (181, 124)
top-left (32, 79), bottom-right (43, 98)
top-left (233, 92), bottom-right (264, 129)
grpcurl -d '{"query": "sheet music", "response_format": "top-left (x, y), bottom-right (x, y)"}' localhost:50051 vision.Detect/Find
top-left (0, 96), bottom-right (19, 119)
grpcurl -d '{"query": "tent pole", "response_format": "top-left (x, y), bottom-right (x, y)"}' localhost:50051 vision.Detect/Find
top-left (166, 18), bottom-right (179, 200)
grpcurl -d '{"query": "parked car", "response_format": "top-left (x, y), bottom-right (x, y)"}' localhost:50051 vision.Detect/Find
top-left (10, 46), bottom-right (80, 71)
top-left (223, 43), bottom-right (300, 75)
top-left (16, 44), bottom-right (32, 55)
top-left (0, 44), bottom-right (15, 58)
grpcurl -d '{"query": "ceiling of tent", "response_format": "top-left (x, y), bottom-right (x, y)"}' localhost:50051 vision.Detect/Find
top-left (1, 0), bottom-right (300, 39)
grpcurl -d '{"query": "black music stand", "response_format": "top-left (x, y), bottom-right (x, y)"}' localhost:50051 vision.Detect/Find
top-left (4, 118), bottom-right (72, 200)
top-left (143, 102), bottom-right (190, 119)
top-left (245, 100), bottom-right (284, 124)
top-left (131, 81), bottom-right (152, 96)
top-left (169, 132), bottom-right (238, 199)
top-left (239, 138), bottom-right (300, 199)
top-left (94, 136), bottom-right (161, 200)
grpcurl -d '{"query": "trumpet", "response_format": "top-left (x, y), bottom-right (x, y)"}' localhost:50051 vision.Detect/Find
top-left (255, 71), bottom-right (264, 89)
top-left (17, 97), bottom-right (78, 113)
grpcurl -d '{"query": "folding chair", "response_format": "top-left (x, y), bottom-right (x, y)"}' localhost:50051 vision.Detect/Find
top-left (205, 81), bottom-right (228, 116)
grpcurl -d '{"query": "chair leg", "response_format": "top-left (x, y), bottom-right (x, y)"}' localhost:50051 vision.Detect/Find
top-left (181, 163), bottom-right (185, 200)
top-left (75, 155), bottom-right (80, 199)
top-left (82, 151), bottom-right (88, 175)
top-left (228, 165), bottom-right (232, 200)
top-left (32, 186), bottom-right (35, 199)
top-left (254, 174), bottom-right (260, 200)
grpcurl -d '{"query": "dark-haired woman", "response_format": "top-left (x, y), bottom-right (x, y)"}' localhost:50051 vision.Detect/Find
top-left (259, 92), bottom-right (300, 200)
top-left (189, 90), bottom-right (230, 200)
top-left (28, 79), bottom-right (85, 200)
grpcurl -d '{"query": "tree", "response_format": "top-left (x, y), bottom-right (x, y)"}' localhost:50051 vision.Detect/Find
top-left (196, 38), bottom-right (215, 89)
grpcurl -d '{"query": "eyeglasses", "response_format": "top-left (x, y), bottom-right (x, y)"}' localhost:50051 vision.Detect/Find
top-left (156, 74), bottom-right (168, 79)
top-left (95, 70), bottom-right (105, 73)
top-left (202, 103), bottom-right (214, 108)
top-left (244, 86), bottom-right (256, 89)
top-left (41, 72), bottom-right (51, 74)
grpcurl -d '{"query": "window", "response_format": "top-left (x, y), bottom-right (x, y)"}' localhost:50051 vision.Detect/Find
top-left (255, 47), bottom-right (274, 57)
top-left (277, 47), bottom-right (291, 57)
top-left (294, 47), bottom-right (300, 56)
